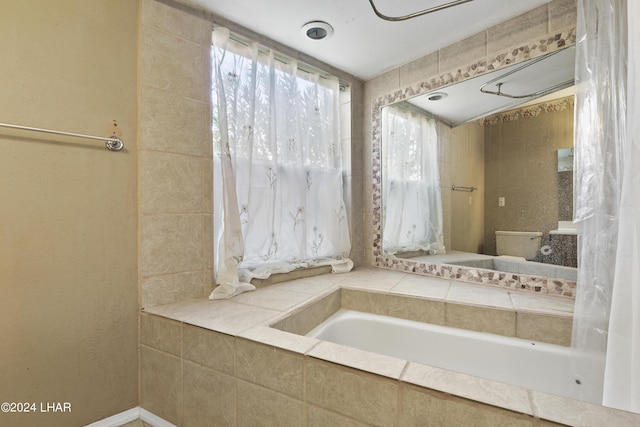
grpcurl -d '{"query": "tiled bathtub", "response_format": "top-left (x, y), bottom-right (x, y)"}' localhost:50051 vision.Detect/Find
top-left (140, 268), bottom-right (639, 426)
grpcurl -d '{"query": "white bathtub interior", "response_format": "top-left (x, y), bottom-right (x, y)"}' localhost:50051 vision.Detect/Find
top-left (306, 309), bottom-right (599, 404)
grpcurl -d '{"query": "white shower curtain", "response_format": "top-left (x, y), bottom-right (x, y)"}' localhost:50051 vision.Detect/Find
top-left (572, 0), bottom-right (640, 413)
top-left (381, 105), bottom-right (444, 255)
top-left (602, 1), bottom-right (640, 412)
top-left (210, 28), bottom-right (351, 299)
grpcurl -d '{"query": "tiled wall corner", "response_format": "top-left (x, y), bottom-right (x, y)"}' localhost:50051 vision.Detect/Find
top-left (140, 346), bottom-right (182, 425)
top-left (139, 0), bottom-right (213, 307)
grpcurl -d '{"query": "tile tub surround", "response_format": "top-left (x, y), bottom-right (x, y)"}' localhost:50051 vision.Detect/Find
top-left (141, 269), bottom-right (640, 426)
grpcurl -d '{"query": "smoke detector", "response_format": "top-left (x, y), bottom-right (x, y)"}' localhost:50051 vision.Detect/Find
top-left (301, 21), bottom-right (334, 40)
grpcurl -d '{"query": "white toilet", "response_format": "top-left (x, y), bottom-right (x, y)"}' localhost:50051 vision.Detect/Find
top-left (495, 231), bottom-right (543, 260)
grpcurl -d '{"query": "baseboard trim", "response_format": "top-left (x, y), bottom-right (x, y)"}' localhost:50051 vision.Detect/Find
top-left (140, 408), bottom-right (177, 427)
top-left (84, 407), bottom-right (176, 427)
top-left (84, 407), bottom-right (140, 427)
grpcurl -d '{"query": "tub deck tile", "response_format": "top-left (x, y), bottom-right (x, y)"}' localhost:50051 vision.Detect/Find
top-left (308, 340), bottom-right (408, 380)
top-left (402, 362), bottom-right (534, 416)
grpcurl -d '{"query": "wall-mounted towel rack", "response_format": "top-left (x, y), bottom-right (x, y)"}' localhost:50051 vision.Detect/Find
top-left (451, 185), bottom-right (477, 192)
top-left (0, 122), bottom-right (124, 151)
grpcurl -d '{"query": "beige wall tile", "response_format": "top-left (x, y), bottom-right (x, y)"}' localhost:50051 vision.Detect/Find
top-left (182, 324), bottom-right (235, 375)
top-left (236, 339), bottom-right (305, 399)
top-left (439, 32), bottom-right (487, 74)
top-left (446, 302), bottom-right (516, 336)
top-left (387, 294), bottom-right (446, 325)
top-left (365, 68), bottom-right (401, 102)
top-left (140, 346), bottom-right (181, 425)
top-left (204, 213), bottom-right (213, 271)
top-left (341, 288), bottom-right (388, 315)
top-left (487, 5), bottom-right (548, 54)
top-left (308, 342), bottom-right (407, 380)
top-left (282, 290), bottom-right (341, 335)
top-left (141, 150), bottom-right (203, 214)
top-left (183, 360), bottom-right (235, 426)
top-left (140, 25), bottom-right (209, 102)
top-left (391, 274), bottom-right (451, 300)
top-left (349, 207), bottom-right (364, 251)
top-left (139, 86), bottom-right (209, 155)
top-left (239, 324), bottom-right (319, 354)
top-left (516, 312), bottom-right (572, 346)
top-left (203, 159), bottom-right (213, 215)
top-left (400, 385), bottom-right (535, 426)
top-left (307, 405), bottom-right (369, 427)
top-left (549, 0), bottom-right (577, 32)
top-left (237, 380), bottom-right (304, 427)
top-left (399, 51), bottom-right (439, 88)
top-left (141, 214), bottom-right (204, 277)
top-left (141, 271), bottom-right (206, 308)
top-left (141, 0), bottom-right (212, 45)
top-left (402, 363), bottom-right (533, 416)
top-left (306, 359), bottom-right (398, 426)
top-left (230, 286), bottom-right (314, 312)
top-left (140, 314), bottom-right (182, 356)
top-left (184, 300), bottom-right (281, 336)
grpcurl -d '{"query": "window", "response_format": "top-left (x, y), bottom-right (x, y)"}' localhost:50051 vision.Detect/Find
top-left (381, 104), bottom-right (444, 255)
top-left (211, 28), bottom-right (351, 297)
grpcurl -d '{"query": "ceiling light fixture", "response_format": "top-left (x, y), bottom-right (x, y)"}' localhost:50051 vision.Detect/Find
top-left (428, 92), bottom-right (448, 101)
top-left (301, 21), bottom-right (334, 40)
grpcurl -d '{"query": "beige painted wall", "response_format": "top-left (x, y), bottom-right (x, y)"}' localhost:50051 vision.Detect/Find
top-left (0, 1), bottom-right (139, 426)
top-left (483, 102), bottom-right (574, 255)
top-left (364, 0), bottom-right (576, 265)
top-left (446, 122), bottom-right (485, 253)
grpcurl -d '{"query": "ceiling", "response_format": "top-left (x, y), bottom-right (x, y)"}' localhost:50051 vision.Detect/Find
top-left (189, 0), bottom-right (552, 80)
top-left (406, 46), bottom-right (576, 127)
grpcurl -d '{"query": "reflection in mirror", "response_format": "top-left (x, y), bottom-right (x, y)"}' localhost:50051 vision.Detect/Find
top-left (381, 46), bottom-right (577, 281)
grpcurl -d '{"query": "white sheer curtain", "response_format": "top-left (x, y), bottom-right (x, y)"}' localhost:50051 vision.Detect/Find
top-left (571, 0), bottom-right (640, 412)
top-left (381, 105), bottom-right (444, 255)
top-left (603, 1), bottom-right (640, 412)
top-left (210, 28), bottom-right (351, 299)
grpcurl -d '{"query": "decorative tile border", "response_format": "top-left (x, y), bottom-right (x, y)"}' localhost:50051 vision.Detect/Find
top-left (482, 96), bottom-right (574, 126)
top-left (371, 28), bottom-right (577, 298)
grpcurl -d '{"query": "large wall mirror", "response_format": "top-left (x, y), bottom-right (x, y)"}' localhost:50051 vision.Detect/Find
top-left (374, 44), bottom-right (579, 292)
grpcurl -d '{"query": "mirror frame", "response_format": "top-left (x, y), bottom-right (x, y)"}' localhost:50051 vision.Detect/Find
top-left (370, 30), bottom-right (577, 297)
